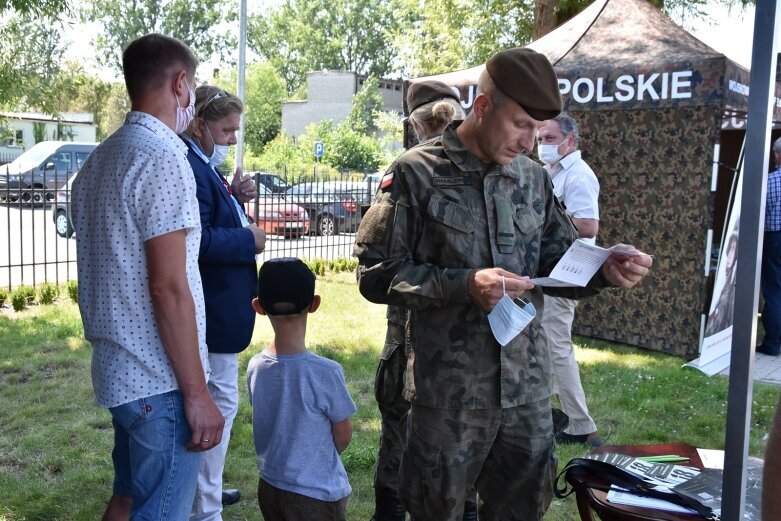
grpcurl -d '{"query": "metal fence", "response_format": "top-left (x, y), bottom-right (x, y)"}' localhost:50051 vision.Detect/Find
top-left (0, 166), bottom-right (376, 290)
top-left (0, 150), bottom-right (23, 166)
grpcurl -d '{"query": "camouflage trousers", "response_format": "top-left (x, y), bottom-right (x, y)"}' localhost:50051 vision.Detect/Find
top-left (373, 322), bottom-right (410, 495)
top-left (399, 399), bottom-right (557, 521)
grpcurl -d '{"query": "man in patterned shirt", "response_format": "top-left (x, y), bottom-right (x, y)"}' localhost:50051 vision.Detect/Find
top-left (354, 47), bottom-right (652, 521)
top-left (758, 137), bottom-right (781, 356)
top-left (71, 33), bottom-right (224, 520)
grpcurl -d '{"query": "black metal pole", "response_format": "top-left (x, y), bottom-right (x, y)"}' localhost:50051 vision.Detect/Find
top-left (722, 1), bottom-right (780, 519)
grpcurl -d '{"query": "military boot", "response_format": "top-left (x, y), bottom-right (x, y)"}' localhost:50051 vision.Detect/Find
top-left (372, 488), bottom-right (406, 521)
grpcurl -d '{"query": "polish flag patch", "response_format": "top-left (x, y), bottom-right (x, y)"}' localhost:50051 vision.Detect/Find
top-left (380, 172), bottom-right (394, 189)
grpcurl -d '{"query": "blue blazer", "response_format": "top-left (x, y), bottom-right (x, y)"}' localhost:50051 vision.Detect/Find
top-left (184, 139), bottom-right (257, 354)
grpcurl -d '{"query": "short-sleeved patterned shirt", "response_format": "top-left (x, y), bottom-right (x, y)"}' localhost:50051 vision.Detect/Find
top-left (72, 111), bottom-right (208, 408)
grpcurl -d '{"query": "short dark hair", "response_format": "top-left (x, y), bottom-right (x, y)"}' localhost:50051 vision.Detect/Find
top-left (122, 33), bottom-right (198, 103)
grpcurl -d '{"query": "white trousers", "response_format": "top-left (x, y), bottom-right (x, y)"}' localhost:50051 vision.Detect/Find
top-left (541, 294), bottom-right (597, 436)
top-left (191, 353), bottom-right (239, 521)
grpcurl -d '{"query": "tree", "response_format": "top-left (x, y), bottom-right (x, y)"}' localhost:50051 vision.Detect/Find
top-left (248, 0), bottom-right (401, 94)
top-left (347, 76), bottom-right (383, 135)
top-left (0, 14), bottom-right (65, 111)
top-left (45, 63), bottom-right (128, 140)
top-left (327, 122), bottom-right (383, 171)
top-left (82, 0), bottom-right (235, 71)
top-left (392, 0), bottom-right (535, 77)
top-left (0, 0), bottom-right (68, 17)
top-left (534, 0), bottom-right (718, 39)
top-left (215, 63), bottom-right (287, 153)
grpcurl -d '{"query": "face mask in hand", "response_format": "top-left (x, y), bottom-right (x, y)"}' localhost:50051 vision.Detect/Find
top-left (487, 277), bottom-right (537, 347)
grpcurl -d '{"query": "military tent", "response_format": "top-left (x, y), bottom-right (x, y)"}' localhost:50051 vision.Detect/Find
top-left (405, 0), bottom-right (781, 357)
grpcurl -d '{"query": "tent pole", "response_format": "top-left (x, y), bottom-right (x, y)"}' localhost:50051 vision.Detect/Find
top-left (721, 0), bottom-right (779, 519)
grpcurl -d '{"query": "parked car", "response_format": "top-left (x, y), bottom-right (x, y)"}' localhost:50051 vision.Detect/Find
top-left (1, 141), bottom-right (97, 204)
top-left (51, 173), bottom-right (77, 238)
top-left (55, 177), bottom-right (311, 240)
top-left (249, 171), bottom-right (290, 194)
top-left (285, 181), bottom-right (368, 236)
top-left (364, 172), bottom-right (383, 196)
top-left (247, 185), bottom-right (310, 238)
top-left (361, 172), bottom-right (383, 214)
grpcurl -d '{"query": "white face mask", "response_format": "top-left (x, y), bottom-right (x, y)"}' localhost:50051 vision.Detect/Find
top-left (205, 125), bottom-right (230, 167)
top-left (486, 277), bottom-right (537, 347)
top-left (175, 78), bottom-right (195, 134)
top-left (537, 139), bottom-right (567, 165)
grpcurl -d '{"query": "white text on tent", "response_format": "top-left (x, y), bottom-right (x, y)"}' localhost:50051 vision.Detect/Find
top-left (558, 71), bottom-right (693, 104)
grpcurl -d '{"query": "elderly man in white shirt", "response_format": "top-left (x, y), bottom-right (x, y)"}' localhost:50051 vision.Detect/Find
top-left (537, 113), bottom-right (602, 446)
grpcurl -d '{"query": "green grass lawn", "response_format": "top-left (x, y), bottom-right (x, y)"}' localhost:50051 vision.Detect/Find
top-left (0, 271), bottom-right (778, 520)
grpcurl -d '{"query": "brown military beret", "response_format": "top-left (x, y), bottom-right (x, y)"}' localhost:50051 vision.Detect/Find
top-left (407, 80), bottom-right (460, 114)
top-left (485, 47), bottom-right (562, 121)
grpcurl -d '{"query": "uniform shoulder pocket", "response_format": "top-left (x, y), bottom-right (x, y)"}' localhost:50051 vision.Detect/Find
top-left (426, 194), bottom-right (476, 234)
top-left (512, 200), bottom-right (545, 234)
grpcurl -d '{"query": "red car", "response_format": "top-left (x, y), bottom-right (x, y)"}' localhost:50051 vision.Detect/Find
top-left (246, 185), bottom-right (310, 238)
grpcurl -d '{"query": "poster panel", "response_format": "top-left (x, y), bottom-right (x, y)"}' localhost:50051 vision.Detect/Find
top-left (696, 167), bottom-right (742, 371)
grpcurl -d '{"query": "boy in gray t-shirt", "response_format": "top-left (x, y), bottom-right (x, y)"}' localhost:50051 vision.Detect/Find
top-left (247, 257), bottom-right (357, 521)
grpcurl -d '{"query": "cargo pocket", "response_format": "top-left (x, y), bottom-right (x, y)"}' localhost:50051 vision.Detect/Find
top-left (425, 194), bottom-right (477, 264)
top-left (512, 201), bottom-right (544, 235)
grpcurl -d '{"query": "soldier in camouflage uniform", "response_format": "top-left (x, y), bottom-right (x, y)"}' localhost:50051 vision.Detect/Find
top-left (354, 48), bottom-right (652, 521)
top-left (372, 80), bottom-right (472, 521)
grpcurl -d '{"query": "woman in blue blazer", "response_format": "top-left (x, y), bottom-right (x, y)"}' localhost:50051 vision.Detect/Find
top-left (181, 85), bottom-right (266, 519)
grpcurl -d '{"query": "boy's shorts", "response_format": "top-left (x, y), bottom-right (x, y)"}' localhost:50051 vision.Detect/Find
top-left (258, 478), bottom-right (348, 521)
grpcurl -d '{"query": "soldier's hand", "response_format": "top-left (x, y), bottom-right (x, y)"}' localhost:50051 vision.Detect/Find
top-left (602, 244), bottom-right (653, 288)
top-left (467, 268), bottom-right (534, 311)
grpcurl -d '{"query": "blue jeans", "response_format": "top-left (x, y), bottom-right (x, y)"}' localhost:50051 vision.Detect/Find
top-left (763, 232), bottom-right (781, 353)
top-left (110, 390), bottom-right (201, 520)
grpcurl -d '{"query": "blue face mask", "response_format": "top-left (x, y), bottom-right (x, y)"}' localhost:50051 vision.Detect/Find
top-left (205, 124), bottom-right (230, 167)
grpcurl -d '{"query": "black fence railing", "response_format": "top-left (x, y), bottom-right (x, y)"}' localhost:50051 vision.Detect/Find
top-left (0, 165), bottom-right (78, 290)
top-left (0, 167), bottom-right (378, 290)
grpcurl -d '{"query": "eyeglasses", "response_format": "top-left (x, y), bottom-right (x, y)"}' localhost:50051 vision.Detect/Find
top-left (198, 90), bottom-right (227, 116)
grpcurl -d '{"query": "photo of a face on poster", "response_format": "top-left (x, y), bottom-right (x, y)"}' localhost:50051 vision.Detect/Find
top-left (705, 222), bottom-right (739, 336)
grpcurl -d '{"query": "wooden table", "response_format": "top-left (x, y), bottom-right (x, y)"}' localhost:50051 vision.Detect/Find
top-left (566, 443), bottom-right (708, 521)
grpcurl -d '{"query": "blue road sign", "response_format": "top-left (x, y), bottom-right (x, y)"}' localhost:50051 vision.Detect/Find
top-left (314, 141), bottom-right (325, 158)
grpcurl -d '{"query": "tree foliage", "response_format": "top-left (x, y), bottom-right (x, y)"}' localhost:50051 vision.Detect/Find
top-left (248, 0), bottom-right (401, 94)
top-left (0, 14), bottom-right (65, 112)
top-left (44, 64), bottom-right (130, 140)
top-left (82, 0), bottom-right (235, 71)
top-left (391, 0), bottom-right (535, 76)
top-left (214, 63), bottom-right (287, 154)
top-left (0, 0), bottom-right (68, 17)
top-left (347, 76), bottom-right (384, 135)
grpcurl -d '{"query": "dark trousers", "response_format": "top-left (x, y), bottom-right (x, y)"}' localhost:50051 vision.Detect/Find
top-left (257, 478), bottom-right (347, 521)
top-left (762, 231), bottom-right (781, 352)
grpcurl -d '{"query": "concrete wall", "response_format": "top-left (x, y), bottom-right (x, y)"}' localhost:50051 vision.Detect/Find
top-left (282, 71), bottom-right (403, 138)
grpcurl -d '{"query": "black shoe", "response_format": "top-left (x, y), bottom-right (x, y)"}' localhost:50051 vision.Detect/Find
top-left (373, 487), bottom-right (406, 521)
top-left (556, 431), bottom-right (603, 447)
top-left (222, 489), bottom-right (241, 506)
top-left (757, 343), bottom-right (780, 356)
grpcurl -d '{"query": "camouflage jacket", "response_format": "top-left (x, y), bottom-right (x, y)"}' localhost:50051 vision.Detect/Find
top-left (355, 123), bottom-right (608, 409)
